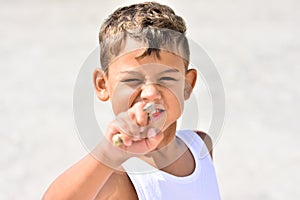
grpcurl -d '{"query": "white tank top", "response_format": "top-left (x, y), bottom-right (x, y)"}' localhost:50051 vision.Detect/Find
top-left (122, 130), bottom-right (221, 200)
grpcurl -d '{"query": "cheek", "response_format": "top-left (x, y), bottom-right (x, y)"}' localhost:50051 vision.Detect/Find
top-left (164, 85), bottom-right (185, 116)
top-left (165, 82), bottom-right (185, 105)
top-left (110, 85), bottom-right (140, 115)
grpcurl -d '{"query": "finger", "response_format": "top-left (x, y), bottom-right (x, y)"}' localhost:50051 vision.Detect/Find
top-left (116, 112), bottom-right (141, 139)
top-left (129, 102), bottom-right (149, 127)
top-left (120, 133), bottom-right (133, 146)
top-left (115, 112), bottom-right (133, 136)
top-left (107, 121), bottom-right (133, 147)
top-left (106, 121), bottom-right (122, 141)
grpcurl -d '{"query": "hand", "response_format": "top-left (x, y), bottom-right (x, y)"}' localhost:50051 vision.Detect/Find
top-left (94, 102), bottom-right (165, 168)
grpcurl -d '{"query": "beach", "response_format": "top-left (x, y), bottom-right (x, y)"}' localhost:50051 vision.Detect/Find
top-left (0, 0), bottom-right (299, 199)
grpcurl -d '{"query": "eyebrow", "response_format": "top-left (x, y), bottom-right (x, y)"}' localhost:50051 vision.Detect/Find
top-left (120, 70), bottom-right (142, 75)
top-left (160, 68), bottom-right (180, 74)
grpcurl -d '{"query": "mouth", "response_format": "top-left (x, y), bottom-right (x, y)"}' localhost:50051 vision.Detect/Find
top-left (150, 107), bottom-right (165, 121)
top-left (138, 102), bottom-right (166, 122)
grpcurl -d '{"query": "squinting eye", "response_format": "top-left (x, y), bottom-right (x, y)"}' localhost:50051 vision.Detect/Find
top-left (120, 79), bottom-right (143, 85)
top-left (159, 77), bottom-right (177, 81)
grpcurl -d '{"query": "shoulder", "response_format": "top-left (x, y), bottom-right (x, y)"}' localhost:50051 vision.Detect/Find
top-left (193, 130), bottom-right (213, 159)
top-left (95, 170), bottom-right (138, 200)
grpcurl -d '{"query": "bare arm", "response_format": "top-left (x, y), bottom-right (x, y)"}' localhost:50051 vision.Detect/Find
top-left (42, 152), bottom-right (114, 200)
top-left (43, 103), bottom-right (164, 199)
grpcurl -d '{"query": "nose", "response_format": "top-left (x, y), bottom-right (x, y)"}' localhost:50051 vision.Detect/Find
top-left (140, 83), bottom-right (161, 102)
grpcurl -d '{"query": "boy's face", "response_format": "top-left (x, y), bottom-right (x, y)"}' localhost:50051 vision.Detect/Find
top-left (94, 49), bottom-right (197, 132)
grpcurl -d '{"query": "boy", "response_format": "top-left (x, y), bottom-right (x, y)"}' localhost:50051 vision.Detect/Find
top-left (44, 2), bottom-right (221, 199)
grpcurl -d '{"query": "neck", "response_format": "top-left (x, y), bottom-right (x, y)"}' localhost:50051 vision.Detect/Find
top-left (142, 122), bottom-right (188, 169)
top-left (157, 122), bottom-right (177, 149)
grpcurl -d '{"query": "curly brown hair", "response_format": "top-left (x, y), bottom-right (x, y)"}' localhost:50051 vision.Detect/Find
top-left (99, 2), bottom-right (190, 71)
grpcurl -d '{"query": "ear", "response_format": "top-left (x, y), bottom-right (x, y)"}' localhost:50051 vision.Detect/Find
top-left (93, 68), bottom-right (109, 101)
top-left (184, 69), bottom-right (197, 100)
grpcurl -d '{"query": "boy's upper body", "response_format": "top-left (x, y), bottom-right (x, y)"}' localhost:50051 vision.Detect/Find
top-left (43, 2), bottom-right (220, 199)
top-left (94, 129), bottom-right (217, 200)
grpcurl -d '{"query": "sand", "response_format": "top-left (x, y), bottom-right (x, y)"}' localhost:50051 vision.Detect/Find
top-left (1, 0), bottom-right (299, 199)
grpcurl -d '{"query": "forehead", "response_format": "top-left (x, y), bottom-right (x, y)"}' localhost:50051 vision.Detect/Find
top-left (108, 49), bottom-right (186, 76)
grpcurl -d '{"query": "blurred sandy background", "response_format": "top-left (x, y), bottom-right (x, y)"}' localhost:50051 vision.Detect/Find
top-left (1, 0), bottom-right (299, 199)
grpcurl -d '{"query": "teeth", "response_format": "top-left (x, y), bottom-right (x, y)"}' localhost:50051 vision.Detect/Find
top-left (143, 103), bottom-right (165, 114)
top-left (155, 108), bottom-right (164, 113)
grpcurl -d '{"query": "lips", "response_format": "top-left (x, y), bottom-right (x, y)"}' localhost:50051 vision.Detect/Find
top-left (150, 107), bottom-right (165, 120)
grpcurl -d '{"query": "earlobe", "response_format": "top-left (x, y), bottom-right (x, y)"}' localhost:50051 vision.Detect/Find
top-left (93, 68), bottom-right (109, 101)
top-left (184, 69), bottom-right (197, 100)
